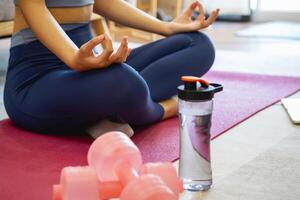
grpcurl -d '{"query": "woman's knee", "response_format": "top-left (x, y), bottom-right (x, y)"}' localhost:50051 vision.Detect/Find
top-left (116, 64), bottom-right (150, 107)
top-left (191, 32), bottom-right (215, 58)
top-left (183, 32), bottom-right (215, 74)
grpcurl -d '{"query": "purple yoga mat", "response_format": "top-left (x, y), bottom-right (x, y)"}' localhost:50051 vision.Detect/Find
top-left (132, 71), bottom-right (300, 162)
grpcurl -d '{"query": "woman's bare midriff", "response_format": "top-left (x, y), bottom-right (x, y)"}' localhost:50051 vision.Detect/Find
top-left (13, 5), bottom-right (93, 34)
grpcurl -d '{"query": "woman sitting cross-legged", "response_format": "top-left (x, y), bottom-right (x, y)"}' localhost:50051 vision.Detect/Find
top-left (4, 0), bottom-right (219, 137)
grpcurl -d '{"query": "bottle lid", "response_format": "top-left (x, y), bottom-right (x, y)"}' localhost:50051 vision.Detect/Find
top-left (177, 76), bottom-right (223, 101)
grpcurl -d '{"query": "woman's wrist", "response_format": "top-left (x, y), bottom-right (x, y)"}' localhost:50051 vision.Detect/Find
top-left (162, 21), bottom-right (175, 37)
top-left (65, 48), bottom-right (87, 71)
top-left (163, 21), bottom-right (189, 37)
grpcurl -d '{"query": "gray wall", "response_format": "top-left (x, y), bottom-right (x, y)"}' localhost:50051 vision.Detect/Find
top-left (0, 0), bottom-right (15, 21)
top-left (0, 38), bottom-right (10, 71)
top-left (0, 0), bottom-right (14, 71)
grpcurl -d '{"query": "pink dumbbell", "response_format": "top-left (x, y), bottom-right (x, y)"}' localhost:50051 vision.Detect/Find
top-left (139, 162), bottom-right (184, 197)
top-left (53, 166), bottom-right (175, 200)
top-left (88, 131), bottom-right (182, 198)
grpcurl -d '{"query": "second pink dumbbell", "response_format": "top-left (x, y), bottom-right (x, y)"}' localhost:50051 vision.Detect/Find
top-left (53, 166), bottom-right (175, 200)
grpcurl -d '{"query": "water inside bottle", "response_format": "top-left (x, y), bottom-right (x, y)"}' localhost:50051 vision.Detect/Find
top-left (179, 113), bottom-right (212, 191)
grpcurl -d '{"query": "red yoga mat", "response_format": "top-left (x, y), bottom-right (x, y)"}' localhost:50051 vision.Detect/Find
top-left (0, 71), bottom-right (299, 200)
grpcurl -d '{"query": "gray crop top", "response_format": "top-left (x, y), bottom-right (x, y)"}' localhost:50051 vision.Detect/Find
top-left (14, 0), bottom-right (94, 8)
top-left (12, 0), bottom-right (95, 47)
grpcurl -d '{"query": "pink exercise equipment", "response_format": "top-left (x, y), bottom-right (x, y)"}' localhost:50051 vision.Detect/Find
top-left (53, 131), bottom-right (183, 200)
top-left (53, 166), bottom-right (176, 200)
top-left (88, 131), bottom-right (182, 197)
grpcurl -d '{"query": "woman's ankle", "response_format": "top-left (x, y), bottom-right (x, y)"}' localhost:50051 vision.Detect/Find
top-left (158, 96), bottom-right (178, 120)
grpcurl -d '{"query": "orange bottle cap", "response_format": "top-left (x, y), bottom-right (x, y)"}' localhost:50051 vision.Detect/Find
top-left (181, 76), bottom-right (209, 87)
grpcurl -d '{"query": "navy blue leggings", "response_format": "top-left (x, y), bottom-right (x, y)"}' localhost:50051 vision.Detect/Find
top-left (4, 24), bottom-right (215, 134)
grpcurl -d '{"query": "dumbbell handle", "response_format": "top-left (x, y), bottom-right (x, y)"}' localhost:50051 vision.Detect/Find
top-left (98, 181), bottom-right (123, 199)
top-left (97, 160), bottom-right (139, 199)
top-left (115, 161), bottom-right (139, 187)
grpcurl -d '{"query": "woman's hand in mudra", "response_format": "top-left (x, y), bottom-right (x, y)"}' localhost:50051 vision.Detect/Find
top-left (71, 33), bottom-right (131, 71)
top-left (166, 1), bottom-right (219, 35)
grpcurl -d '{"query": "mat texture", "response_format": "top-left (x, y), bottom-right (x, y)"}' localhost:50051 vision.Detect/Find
top-left (236, 22), bottom-right (300, 40)
top-left (0, 71), bottom-right (299, 200)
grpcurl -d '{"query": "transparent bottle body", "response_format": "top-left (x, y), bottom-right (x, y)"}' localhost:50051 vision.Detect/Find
top-left (178, 99), bottom-right (213, 191)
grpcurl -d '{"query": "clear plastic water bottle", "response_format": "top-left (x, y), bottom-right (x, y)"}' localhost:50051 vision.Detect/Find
top-left (177, 76), bottom-right (223, 191)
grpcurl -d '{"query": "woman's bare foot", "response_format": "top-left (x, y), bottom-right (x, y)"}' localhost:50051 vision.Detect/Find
top-left (159, 96), bottom-right (178, 120)
top-left (86, 119), bottom-right (134, 139)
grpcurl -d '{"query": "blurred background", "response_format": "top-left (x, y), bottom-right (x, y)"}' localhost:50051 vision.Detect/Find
top-left (1, 0), bottom-right (300, 73)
